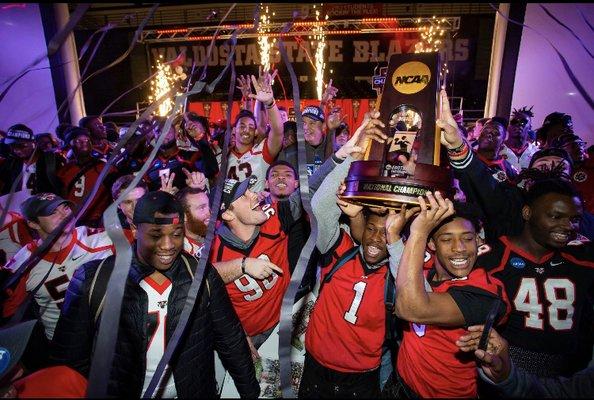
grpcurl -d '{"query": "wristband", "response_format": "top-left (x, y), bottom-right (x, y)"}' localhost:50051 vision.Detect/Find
top-left (241, 257), bottom-right (247, 275)
top-left (447, 141), bottom-right (467, 154)
top-left (265, 100), bottom-right (276, 109)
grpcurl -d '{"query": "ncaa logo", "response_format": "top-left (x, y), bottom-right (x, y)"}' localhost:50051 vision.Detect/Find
top-left (392, 62), bottom-right (431, 94)
top-left (509, 257), bottom-right (526, 269)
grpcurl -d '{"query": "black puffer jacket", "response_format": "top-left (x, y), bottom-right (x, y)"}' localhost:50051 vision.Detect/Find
top-left (51, 252), bottom-right (260, 398)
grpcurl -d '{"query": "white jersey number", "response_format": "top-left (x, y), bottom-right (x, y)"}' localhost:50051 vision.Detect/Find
top-left (344, 281), bottom-right (367, 324)
top-left (234, 254), bottom-right (279, 301)
top-left (513, 277), bottom-right (575, 330)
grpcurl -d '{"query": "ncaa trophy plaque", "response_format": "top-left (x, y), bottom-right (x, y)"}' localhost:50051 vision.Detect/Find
top-left (341, 52), bottom-right (451, 209)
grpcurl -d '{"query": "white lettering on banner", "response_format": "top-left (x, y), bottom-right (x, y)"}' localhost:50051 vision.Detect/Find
top-left (327, 40), bottom-right (343, 62)
top-left (151, 38), bottom-right (471, 67)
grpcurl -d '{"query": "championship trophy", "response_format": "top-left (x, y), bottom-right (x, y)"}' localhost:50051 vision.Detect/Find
top-left (340, 52), bottom-right (452, 208)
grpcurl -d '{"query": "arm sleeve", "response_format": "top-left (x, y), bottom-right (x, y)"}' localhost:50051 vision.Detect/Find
top-left (207, 267), bottom-right (260, 399)
top-left (311, 156), bottom-right (354, 254)
top-left (50, 260), bottom-right (100, 377)
top-left (450, 151), bottom-right (525, 240)
top-left (447, 286), bottom-right (507, 327)
top-left (483, 363), bottom-right (594, 398)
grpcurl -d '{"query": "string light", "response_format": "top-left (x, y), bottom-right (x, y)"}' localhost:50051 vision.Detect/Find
top-left (313, 5), bottom-right (327, 100)
top-left (148, 55), bottom-right (185, 116)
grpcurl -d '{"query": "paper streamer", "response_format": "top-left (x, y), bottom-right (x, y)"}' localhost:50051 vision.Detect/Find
top-left (276, 21), bottom-right (319, 398)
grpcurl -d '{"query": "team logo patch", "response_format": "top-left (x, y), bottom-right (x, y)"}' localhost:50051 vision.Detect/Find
top-left (573, 171), bottom-right (587, 183)
top-left (535, 267), bottom-right (545, 274)
top-left (57, 265), bottom-right (66, 272)
top-left (493, 171), bottom-right (508, 182)
top-left (509, 257), bottom-right (526, 269)
top-left (157, 301), bottom-right (167, 309)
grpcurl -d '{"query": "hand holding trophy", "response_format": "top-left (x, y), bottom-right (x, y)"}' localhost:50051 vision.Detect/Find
top-left (339, 52), bottom-right (453, 209)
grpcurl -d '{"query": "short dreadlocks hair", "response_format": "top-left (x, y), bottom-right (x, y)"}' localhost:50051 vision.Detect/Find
top-left (512, 105), bottom-right (534, 119)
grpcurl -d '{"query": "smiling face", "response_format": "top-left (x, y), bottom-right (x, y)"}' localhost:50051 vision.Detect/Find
top-left (302, 116), bottom-right (324, 146)
top-left (224, 189), bottom-right (268, 227)
top-left (184, 191), bottom-right (211, 236)
top-left (429, 217), bottom-right (479, 279)
top-left (234, 116), bottom-right (256, 147)
top-left (266, 164), bottom-right (298, 200)
top-left (523, 193), bottom-right (582, 249)
top-left (136, 213), bottom-right (184, 271)
top-left (361, 213), bottom-right (389, 265)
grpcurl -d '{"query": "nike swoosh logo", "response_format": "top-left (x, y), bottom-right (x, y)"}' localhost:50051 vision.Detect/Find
top-left (71, 254), bottom-right (84, 261)
top-left (550, 261), bottom-right (563, 266)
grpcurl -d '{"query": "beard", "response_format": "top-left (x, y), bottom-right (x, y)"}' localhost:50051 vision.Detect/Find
top-left (186, 213), bottom-right (208, 237)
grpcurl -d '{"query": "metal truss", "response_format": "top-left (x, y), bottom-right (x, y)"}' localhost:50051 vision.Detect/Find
top-left (140, 17), bottom-right (460, 44)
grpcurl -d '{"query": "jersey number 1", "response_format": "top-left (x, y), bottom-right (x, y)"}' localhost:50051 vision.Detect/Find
top-left (344, 281), bottom-right (367, 325)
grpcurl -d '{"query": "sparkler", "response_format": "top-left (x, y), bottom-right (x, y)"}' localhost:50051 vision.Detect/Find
top-left (257, 4), bottom-right (274, 71)
top-left (148, 55), bottom-right (186, 117)
top-left (313, 5), bottom-right (327, 100)
top-left (414, 16), bottom-right (447, 53)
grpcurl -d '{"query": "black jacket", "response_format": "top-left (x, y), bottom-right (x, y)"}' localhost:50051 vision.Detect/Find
top-left (51, 252), bottom-right (260, 398)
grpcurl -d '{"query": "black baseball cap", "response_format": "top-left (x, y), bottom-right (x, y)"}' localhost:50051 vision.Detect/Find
top-left (220, 176), bottom-right (258, 214)
top-left (20, 193), bottom-right (74, 221)
top-left (4, 124), bottom-right (34, 144)
top-left (132, 191), bottom-right (184, 225)
top-left (0, 320), bottom-right (37, 380)
top-left (302, 105), bottom-right (325, 123)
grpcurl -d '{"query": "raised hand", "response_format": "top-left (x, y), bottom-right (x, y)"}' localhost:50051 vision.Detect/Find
top-left (385, 204), bottom-right (421, 244)
top-left (327, 107), bottom-right (347, 131)
top-left (334, 112), bottom-right (370, 160)
top-left (336, 182), bottom-right (363, 218)
top-left (236, 75), bottom-right (252, 99)
top-left (409, 191), bottom-right (454, 237)
top-left (321, 78), bottom-right (338, 105)
top-left (159, 172), bottom-right (178, 195)
top-left (249, 66), bottom-right (278, 106)
top-left (436, 89), bottom-right (464, 149)
top-left (182, 167), bottom-right (207, 190)
top-left (362, 111), bottom-right (388, 145)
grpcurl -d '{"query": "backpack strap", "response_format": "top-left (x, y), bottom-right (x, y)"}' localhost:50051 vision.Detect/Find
top-left (319, 245), bottom-right (360, 294)
top-left (181, 253), bottom-right (210, 302)
top-left (88, 258), bottom-right (110, 324)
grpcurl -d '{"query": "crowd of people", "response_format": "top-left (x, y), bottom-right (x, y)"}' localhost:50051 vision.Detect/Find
top-left (0, 66), bottom-right (592, 398)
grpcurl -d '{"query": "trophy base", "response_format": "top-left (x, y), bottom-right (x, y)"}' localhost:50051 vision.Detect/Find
top-left (340, 160), bottom-right (452, 210)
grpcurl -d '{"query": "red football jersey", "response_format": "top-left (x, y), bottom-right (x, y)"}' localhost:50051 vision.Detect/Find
top-left (306, 230), bottom-right (387, 373)
top-left (397, 267), bottom-right (510, 398)
top-left (56, 160), bottom-right (114, 224)
top-left (209, 203), bottom-right (290, 336)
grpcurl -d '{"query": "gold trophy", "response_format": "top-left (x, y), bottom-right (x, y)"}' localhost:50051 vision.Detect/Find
top-left (340, 52), bottom-right (451, 209)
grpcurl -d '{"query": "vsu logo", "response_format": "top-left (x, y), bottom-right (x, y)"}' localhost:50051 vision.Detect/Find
top-left (392, 61), bottom-right (431, 94)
